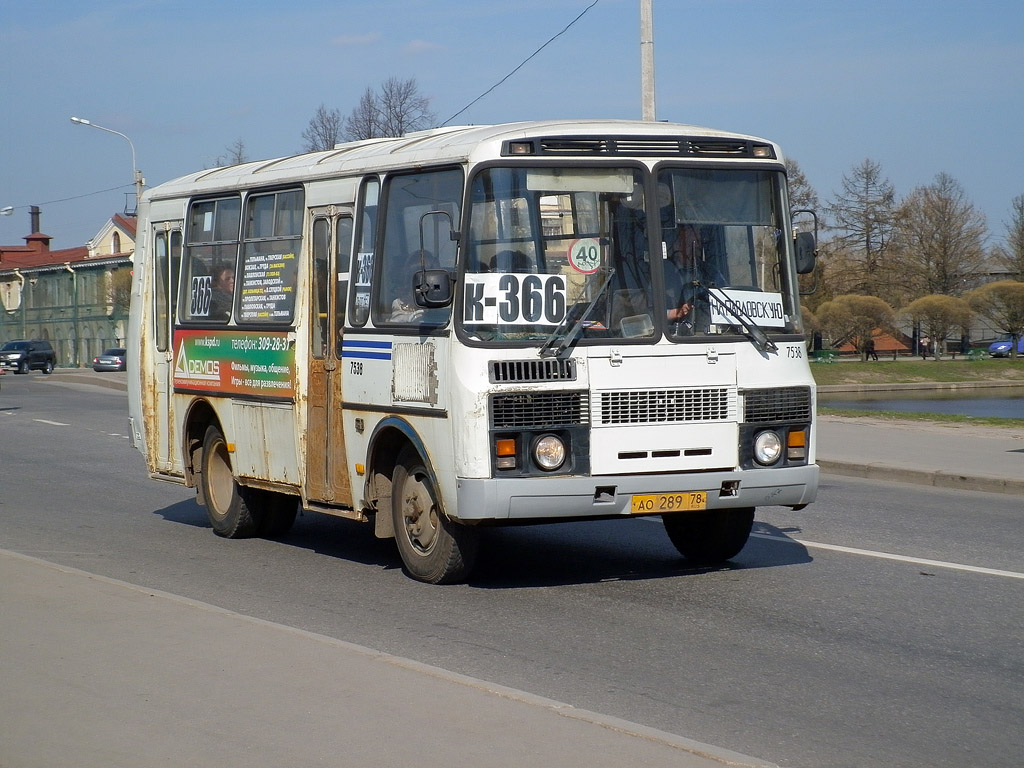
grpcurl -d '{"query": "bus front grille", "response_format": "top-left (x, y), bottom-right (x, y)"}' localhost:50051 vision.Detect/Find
top-left (597, 387), bottom-right (735, 425)
top-left (742, 386), bottom-right (813, 423)
top-left (491, 391), bottom-right (589, 429)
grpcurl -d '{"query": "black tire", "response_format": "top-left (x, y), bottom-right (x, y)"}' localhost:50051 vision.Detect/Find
top-left (200, 426), bottom-right (262, 538)
top-left (42, 361), bottom-right (53, 374)
top-left (392, 447), bottom-right (478, 584)
top-left (17, 361), bottom-right (28, 374)
top-left (254, 491), bottom-right (298, 538)
top-left (663, 507), bottom-right (755, 564)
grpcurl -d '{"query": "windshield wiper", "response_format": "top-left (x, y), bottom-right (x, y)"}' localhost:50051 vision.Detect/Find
top-left (539, 269), bottom-right (616, 358)
top-left (706, 285), bottom-right (778, 355)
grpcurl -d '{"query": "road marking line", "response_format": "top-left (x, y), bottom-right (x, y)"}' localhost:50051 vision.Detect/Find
top-left (33, 419), bottom-right (69, 426)
top-left (751, 533), bottom-right (1024, 580)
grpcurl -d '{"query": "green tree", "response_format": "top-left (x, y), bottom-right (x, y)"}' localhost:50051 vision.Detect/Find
top-left (965, 280), bottom-right (1024, 359)
top-left (815, 293), bottom-right (896, 361)
top-left (902, 294), bottom-right (972, 361)
top-left (894, 173), bottom-right (987, 298)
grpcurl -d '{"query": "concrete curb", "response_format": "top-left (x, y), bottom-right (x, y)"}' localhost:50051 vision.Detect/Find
top-left (819, 459), bottom-right (1024, 496)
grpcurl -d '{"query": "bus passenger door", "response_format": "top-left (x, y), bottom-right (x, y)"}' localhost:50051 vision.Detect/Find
top-left (305, 211), bottom-right (353, 504)
top-left (152, 225), bottom-right (182, 471)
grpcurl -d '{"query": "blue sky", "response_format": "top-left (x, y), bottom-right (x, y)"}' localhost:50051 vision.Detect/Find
top-left (2, 0), bottom-right (1022, 251)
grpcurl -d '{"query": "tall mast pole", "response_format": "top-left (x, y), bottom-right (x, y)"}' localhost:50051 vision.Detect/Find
top-left (640, 0), bottom-right (656, 121)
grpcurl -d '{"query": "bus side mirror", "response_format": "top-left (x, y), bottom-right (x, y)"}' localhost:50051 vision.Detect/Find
top-left (795, 231), bottom-right (817, 274)
top-left (414, 269), bottom-right (454, 308)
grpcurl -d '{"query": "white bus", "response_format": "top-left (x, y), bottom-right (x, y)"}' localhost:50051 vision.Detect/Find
top-left (127, 120), bottom-right (819, 583)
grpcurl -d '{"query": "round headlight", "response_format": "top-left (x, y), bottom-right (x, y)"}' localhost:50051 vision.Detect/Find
top-left (753, 430), bottom-right (783, 465)
top-left (533, 434), bottom-right (566, 471)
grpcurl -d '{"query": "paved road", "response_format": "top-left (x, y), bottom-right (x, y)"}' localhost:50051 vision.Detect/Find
top-left (2, 370), bottom-right (1021, 768)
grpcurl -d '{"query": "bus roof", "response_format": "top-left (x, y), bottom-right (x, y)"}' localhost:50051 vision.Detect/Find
top-left (142, 119), bottom-right (784, 203)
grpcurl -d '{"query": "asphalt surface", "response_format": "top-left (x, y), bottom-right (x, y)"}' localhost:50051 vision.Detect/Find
top-left (2, 368), bottom-right (1021, 768)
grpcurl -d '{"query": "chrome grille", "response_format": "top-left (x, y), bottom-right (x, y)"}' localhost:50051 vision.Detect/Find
top-left (491, 391), bottom-right (589, 429)
top-left (597, 388), bottom-right (734, 425)
top-left (743, 386), bottom-right (813, 423)
top-left (490, 358), bottom-right (577, 383)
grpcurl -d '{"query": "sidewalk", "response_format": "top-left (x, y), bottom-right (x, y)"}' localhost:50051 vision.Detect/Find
top-left (0, 550), bottom-right (775, 768)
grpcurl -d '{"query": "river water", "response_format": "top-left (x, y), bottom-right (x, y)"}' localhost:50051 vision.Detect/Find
top-left (819, 386), bottom-right (1024, 418)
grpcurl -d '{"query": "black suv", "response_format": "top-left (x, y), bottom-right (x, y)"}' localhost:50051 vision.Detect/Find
top-left (1, 339), bottom-right (56, 374)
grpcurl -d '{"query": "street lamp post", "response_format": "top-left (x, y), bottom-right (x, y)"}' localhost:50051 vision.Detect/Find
top-left (70, 116), bottom-right (144, 214)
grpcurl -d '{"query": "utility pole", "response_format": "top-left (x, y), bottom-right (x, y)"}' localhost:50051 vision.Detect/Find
top-left (640, 0), bottom-right (656, 121)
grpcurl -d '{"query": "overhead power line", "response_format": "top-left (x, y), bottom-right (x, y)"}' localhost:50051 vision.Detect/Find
top-left (441, 0), bottom-right (601, 126)
top-left (2, 183), bottom-right (133, 212)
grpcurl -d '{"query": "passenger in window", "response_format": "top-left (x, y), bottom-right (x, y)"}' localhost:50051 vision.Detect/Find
top-left (210, 265), bottom-right (235, 320)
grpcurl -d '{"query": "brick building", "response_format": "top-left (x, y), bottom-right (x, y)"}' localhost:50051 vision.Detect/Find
top-left (0, 206), bottom-right (134, 366)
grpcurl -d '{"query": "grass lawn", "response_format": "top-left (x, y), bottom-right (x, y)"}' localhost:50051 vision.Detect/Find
top-left (810, 357), bottom-right (1024, 387)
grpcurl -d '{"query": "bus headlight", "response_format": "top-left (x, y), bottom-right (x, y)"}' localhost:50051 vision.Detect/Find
top-left (533, 434), bottom-right (566, 471)
top-left (753, 430), bottom-right (783, 465)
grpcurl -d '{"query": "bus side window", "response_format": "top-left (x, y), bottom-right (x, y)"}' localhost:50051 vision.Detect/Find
top-left (155, 231), bottom-right (169, 351)
top-left (373, 168), bottom-right (462, 326)
top-left (312, 217), bottom-right (330, 359)
top-left (182, 197), bottom-right (240, 323)
top-left (335, 215), bottom-right (353, 352)
top-left (349, 177), bottom-right (379, 327)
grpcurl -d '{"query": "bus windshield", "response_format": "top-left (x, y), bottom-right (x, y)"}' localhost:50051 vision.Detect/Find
top-left (656, 167), bottom-right (800, 340)
top-left (460, 165), bottom-right (801, 345)
top-left (461, 166), bottom-right (656, 343)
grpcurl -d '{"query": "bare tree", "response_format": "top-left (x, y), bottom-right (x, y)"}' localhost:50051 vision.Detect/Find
top-left (208, 138), bottom-right (250, 168)
top-left (826, 159), bottom-right (898, 300)
top-left (301, 104), bottom-right (344, 152)
top-left (108, 268), bottom-right (133, 316)
top-left (894, 172), bottom-right (987, 298)
top-left (227, 138), bottom-right (249, 165)
top-left (993, 194), bottom-right (1024, 281)
top-left (343, 87), bottom-right (382, 142)
top-left (342, 77), bottom-right (436, 141)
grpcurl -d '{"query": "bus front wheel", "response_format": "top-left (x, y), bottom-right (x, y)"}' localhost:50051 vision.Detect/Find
top-left (663, 507), bottom-right (755, 564)
top-left (392, 448), bottom-right (478, 584)
top-left (201, 426), bottom-right (261, 538)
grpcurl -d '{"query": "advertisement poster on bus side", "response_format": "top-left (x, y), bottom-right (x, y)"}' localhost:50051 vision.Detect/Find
top-left (173, 329), bottom-right (294, 398)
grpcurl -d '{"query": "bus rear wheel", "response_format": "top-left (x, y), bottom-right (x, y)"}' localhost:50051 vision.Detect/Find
top-left (663, 507), bottom-right (755, 564)
top-left (201, 426), bottom-right (261, 538)
top-left (392, 448), bottom-right (478, 584)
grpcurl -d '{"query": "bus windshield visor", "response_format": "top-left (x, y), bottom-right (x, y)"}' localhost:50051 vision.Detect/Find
top-left (461, 167), bottom-right (656, 343)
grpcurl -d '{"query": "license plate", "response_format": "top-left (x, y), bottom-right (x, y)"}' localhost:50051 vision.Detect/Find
top-left (630, 491), bottom-right (708, 515)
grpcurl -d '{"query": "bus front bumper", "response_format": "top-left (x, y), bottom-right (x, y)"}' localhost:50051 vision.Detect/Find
top-left (453, 464), bottom-right (819, 522)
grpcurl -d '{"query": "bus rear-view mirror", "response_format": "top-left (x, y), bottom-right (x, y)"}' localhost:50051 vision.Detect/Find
top-left (414, 269), bottom-right (454, 308)
top-left (795, 231), bottom-right (817, 274)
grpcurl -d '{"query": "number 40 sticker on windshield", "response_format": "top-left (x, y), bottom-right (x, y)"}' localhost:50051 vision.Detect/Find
top-left (464, 273), bottom-right (567, 326)
top-left (568, 237), bottom-right (602, 274)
